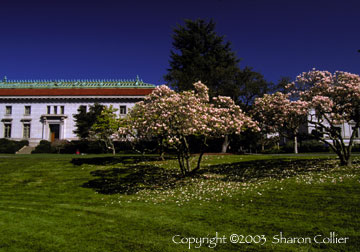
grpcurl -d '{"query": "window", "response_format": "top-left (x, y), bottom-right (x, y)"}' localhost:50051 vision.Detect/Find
top-left (47, 106), bottom-right (51, 114)
top-left (120, 105), bottom-right (127, 115)
top-left (60, 106), bottom-right (65, 114)
top-left (4, 124), bottom-right (11, 138)
top-left (54, 106), bottom-right (58, 114)
top-left (23, 124), bottom-right (30, 139)
top-left (5, 106), bottom-right (12, 115)
top-left (352, 127), bottom-right (359, 138)
top-left (25, 106), bottom-right (31, 115)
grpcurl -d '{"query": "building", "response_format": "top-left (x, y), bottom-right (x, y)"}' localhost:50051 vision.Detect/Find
top-left (304, 109), bottom-right (360, 145)
top-left (0, 76), bottom-right (155, 146)
top-left (278, 109), bottom-right (360, 148)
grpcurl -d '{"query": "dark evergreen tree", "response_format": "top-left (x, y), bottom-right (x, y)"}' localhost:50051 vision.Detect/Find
top-left (273, 76), bottom-right (292, 94)
top-left (235, 66), bottom-right (271, 112)
top-left (165, 19), bottom-right (240, 97)
top-left (73, 103), bottom-right (104, 139)
top-left (165, 19), bottom-right (275, 153)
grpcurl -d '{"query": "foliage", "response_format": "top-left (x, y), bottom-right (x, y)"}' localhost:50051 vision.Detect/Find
top-left (51, 139), bottom-right (69, 154)
top-left (55, 140), bottom-right (106, 154)
top-left (89, 105), bottom-right (121, 155)
top-left (295, 69), bottom-right (360, 166)
top-left (73, 103), bottom-right (104, 139)
top-left (164, 19), bottom-right (275, 153)
top-left (255, 69), bottom-right (360, 166)
top-left (121, 82), bottom-right (257, 175)
top-left (253, 92), bottom-right (308, 154)
top-left (164, 19), bottom-right (240, 97)
top-left (299, 140), bottom-right (329, 153)
top-left (234, 67), bottom-right (272, 111)
top-left (31, 140), bottom-right (55, 153)
top-left (273, 76), bottom-right (292, 94)
top-left (353, 144), bottom-right (360, 152)
top-left (0, 138), bottom-right (29, 154)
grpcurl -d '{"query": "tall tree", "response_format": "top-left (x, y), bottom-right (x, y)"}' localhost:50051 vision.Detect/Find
top-left (165, 19), bottom-right (240, 97)
top-left (235, 66), bottom-right (271, 112)
top-left (273, 76), bottom-right (292, 94)
top-left (73, 103), bottom-right (104, 139)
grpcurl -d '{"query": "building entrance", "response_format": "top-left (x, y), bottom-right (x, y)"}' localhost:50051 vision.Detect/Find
top-left (49, 124), bottom-right (60, 142)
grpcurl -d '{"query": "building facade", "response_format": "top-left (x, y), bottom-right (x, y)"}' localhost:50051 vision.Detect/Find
top-left (304, 109), bottom-right (360, 145)
top-left (0, 76), bottom-right (155, 146)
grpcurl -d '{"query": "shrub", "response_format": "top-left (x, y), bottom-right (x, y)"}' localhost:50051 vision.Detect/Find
top-left (261, 146), bottom-right (285, 154)
top-left (51, 140), bottom-right (70, 154)
top-left (58, 140), bottom-right (106, 154)
top-left (0, 138), bottom-right (29, 154)
top-left (299, 140), bottom-right (329, 153)
top-left (352, 144), bottom-right (360, 152)
top-left (32, 140), bottom-right (55, 154)
top-left (282, 139), bottom-right (329, 153)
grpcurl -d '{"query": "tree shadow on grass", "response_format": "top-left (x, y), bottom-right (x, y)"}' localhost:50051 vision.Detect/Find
top-left (203, 158), bottom-right (338, 182)
top-left (82, 165), bottom-right (182, 194)
top-left (71, 155), bottom-right (173, 166)
top-left (81, 157), bottom-right (349, 195)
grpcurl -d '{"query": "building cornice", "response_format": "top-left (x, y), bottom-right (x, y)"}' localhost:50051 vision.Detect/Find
top-left (0, 75), bottom-right (155, 89)
top-left (0, 88), bottom-right (154, 97)
top-left (0, 95), bottom-right (148, 100)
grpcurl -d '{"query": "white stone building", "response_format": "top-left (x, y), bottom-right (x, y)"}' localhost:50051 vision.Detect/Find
top-left (304, 109), bottom-right (360, 145)
top-left (0, 76), bottom-right (154, 146)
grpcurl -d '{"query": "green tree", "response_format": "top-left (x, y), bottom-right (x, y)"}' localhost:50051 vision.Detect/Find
top-left (165, 19), bottom-right (275, 153)
top-left (89, 105), bottom-right (120, 155)
top-left (73, 103), bottom-right (104, 139)
top-left (273, 76), bottom-right (292, 94)
top-left (165, 19), bottom-right (240, 97)
top-left (235, 66), bottom-right (272, 112)
top-left (213, 67), bottom-right (272, 152)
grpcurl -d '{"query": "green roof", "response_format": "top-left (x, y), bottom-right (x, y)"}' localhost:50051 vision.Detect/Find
top-left (0, 75), bottom-right (155, 89)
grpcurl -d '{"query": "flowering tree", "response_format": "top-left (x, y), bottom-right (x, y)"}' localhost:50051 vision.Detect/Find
top-left (90, 105), bottom-right (120, 155)
top-left (120, 82), bottom-right (258, 176)
top-left (253, 92), bottom-right (308, 154)
top-left (254, 69), bottom-right (360, 166)
top-left (295, 70), bottom-right (360, 166)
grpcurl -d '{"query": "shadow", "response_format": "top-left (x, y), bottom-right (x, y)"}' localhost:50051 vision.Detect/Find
top-left (203, 158), bottom-right (337, 182)
top-left (71, 155), bottom-right (173, 166)
top-left (82, 165), bottom-right (182, 194)
top-left (81, 156), bottom-right (347, 195)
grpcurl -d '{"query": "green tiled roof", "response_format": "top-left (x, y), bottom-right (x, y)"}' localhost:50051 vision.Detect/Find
top-left (0, 75), bottom-right (155, 89)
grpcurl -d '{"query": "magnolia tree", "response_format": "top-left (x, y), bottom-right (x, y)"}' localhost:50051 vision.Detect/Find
top-left (120, 82), bottom-right (258, 176)
top-left (253, 92), bottom-right (308, 153)
top-left (295, 70), bottom-right (360, 166)
top-left (255, 69), bottom-right (360, 166)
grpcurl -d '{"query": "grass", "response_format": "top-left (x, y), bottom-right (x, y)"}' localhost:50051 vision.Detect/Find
top-left (0, 153), bottom-right (359, 251)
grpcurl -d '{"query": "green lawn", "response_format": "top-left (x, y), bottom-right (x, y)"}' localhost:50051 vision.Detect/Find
top-left (0, 153), bottom-right (359, 251)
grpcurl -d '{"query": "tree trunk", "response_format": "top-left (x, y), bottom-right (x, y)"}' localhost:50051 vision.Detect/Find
top-left (108, 139), bottom-right (116, 155)
top-left (294, 136), bottom-right (298, 154)
top-left (177, 154), bottom-right (186, 176)
top-left (221, 135), bottom-right (230, 153)
top-left (338, 151), bottom-right (352, 166)
top-left (338, 149), bottom-right (352, 167)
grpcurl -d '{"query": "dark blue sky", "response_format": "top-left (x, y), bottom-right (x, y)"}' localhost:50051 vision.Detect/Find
top-left (0, 0), bottom-right (359, 85)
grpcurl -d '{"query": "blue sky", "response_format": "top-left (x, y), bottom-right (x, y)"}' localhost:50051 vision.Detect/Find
top-left (0, 0), bottom-right (359, 85)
